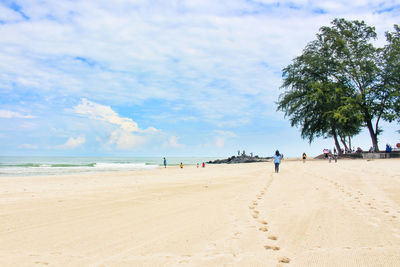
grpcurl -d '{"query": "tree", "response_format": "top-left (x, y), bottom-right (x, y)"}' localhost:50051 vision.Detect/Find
top-left (278, 18), bottom-right (399, 152)
top-left (381, 25), bottom-right (400, 123)
top-left (278, 19), bottom-right (362, 155)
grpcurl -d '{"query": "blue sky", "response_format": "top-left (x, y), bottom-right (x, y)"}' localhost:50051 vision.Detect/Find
top-left (0, 0), bottom-right (399, 157)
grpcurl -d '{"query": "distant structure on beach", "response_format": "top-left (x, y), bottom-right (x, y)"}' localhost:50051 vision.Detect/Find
top-left (208, 152), bottom-right (271, 164)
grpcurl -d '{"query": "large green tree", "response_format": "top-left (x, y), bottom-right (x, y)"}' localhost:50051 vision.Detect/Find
top-left (381, 24), bottom-right (400, 123)
top-left (278, 18), bottom-right (399, 152)
top-left (278, 19), bottom-right (362, 154)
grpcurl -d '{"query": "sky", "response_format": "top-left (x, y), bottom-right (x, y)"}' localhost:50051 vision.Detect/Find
top-left (0, 0), bottom-right (399, 158)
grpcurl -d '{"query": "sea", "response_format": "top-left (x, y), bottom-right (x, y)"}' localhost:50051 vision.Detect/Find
top-left (0, 156), bottom-right (218, 177)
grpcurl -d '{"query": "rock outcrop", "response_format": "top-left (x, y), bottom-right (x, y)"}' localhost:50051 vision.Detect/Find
top-left (207, 155), bottom-right (271, 164)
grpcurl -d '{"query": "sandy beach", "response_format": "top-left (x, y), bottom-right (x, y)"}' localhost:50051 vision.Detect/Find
top-left (1, 158), bottom-right (400, 266)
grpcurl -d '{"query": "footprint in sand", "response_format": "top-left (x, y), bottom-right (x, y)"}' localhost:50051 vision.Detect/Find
top-left (264, 245), bottom-right (280, 250)
top-left (259, 226), bottom-right (268, 232)
top-left (268, 235), bottom-right (278, 240)
top-left (384, 211), bottom-right (389, 213)
top-left (279, 257), bottom-right (291, 263)
top-left (179, 254), bottom-right (192, 261)
top-left (34, 262), bottom-right (49, 265)
top-left (258, 220), bottom-right (268, 225)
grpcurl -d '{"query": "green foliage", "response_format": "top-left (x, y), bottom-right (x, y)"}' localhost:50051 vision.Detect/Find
top-left (278, 18), bottom-right (399, 151)
top-left (381, 25), bottom-right (400, 122)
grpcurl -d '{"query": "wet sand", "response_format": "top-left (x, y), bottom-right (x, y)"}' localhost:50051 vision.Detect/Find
top-left (1, 159), bottom-right (399, 266)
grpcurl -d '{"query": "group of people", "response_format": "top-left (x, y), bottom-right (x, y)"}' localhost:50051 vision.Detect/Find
top-left (163, 158), bottom-right (205, 169)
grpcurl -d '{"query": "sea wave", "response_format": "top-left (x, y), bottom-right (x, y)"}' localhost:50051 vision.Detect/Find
top-left (0, 163), bottom-right (97, 168)
top-left (93, 162), bottom-right (158, 169)
top-left (0, 161), bottom-right (159, 176)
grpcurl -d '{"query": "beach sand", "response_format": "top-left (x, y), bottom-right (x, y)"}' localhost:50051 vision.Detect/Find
top-left (1, 159), bottom-right (400, 266)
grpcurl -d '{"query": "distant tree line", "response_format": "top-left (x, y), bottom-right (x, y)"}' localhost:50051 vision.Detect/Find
top-left (277, 18), bottom-right (400, 154)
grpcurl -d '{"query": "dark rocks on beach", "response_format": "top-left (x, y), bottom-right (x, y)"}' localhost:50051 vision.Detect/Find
top-left (207, 155), bottom-right (272, 164)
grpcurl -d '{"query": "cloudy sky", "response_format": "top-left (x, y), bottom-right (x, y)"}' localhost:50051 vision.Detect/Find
top-left (0, 0), bottom-right (399, 157)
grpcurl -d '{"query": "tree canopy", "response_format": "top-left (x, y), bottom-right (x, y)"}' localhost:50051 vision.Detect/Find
top-left (278, 18), bottom-right (400, 153)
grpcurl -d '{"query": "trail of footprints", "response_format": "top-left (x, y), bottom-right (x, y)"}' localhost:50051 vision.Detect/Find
top-left (323, 177), bottom-right (399, 220)
top-left (320, 176), bottom-right (400, 240)
top-left (248, 181), bottom-right (291, 265)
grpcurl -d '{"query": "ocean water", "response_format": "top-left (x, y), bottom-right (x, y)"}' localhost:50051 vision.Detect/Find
top-left (0, 156), bottom-right (218, 176)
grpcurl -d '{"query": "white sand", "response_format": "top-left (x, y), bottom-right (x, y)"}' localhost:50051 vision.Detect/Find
top-left (1, 159), bottom-right (400, 266)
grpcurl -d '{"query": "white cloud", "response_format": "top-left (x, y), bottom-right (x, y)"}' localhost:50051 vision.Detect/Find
top-left (163, 135), bottom-right (184, 148)
top-left (74, 98), bottom-right (141, 132)
top-left (18, 144), bottom-right (38, 149)
top-left (0, 110), bottom-right (36, 119)
top-left (0, 5), bottom-right (23, 21)
top-left (57, 136), bottom-right (86, 149)
top-left (109, 129), bottom-right (147, 150)
top-left (215, 136), bottom-right (225, 148)
top-left (214, 130), bottom-right (237, 148)
top-left (73, 98), bottom-right (156, 150)
top-left (214, 130), bottom-right (237, 137)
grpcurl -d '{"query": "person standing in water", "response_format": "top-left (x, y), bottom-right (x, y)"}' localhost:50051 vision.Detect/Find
top-left (163, 157), bottom-right (167, 168)
top-left (273, 150), bottom-right (281, 173)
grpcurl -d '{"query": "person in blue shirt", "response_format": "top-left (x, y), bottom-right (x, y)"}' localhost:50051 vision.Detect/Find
top-left (163, 157), bottom-right (167, 168)
top-left (273, 150), bottom-right (281, 173)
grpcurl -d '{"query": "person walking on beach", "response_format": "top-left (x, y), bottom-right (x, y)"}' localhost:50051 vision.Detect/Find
top-left (302, 152), bottom-right (307, 163)
top-left (202, 162), bottom-right (205, 168)
top-left (163, 157), bottom-right (167, 168)
top-left (334, 151), bottom-right (338, 163)
top-left (180, 162), bottom-right (183, 169)
top-left (273, 150), bottom-right (281, 173)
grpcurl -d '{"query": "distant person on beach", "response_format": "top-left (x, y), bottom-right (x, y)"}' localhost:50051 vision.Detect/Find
top-left (163, 157), bottom-right (167, 168)
top-left (386, 144), bottom-right (392, 153)
top-left (328, 154), bottom-right (332, 163)
top-left (202, 162), bottom-right (205, 168)
top-left (334, 151), bottom-right (338, 163)
top-left (302, 152), bottom-right (307, 163)
top-left (197, 163), bottom-right (199, 168)
top-left (180, 162), bottom-right (183, 168)
top-left (273, 150), bottom-right (281, 173)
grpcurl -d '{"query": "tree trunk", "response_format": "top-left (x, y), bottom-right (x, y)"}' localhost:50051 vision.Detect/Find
top-left (332, 129), bottom-right (342, 156)
top-left (348, 136), bottom-right (352, 152)
top-left (339, 135), bottom-right (349, 152)
top-left (366, 120), bottom-right (379, 152)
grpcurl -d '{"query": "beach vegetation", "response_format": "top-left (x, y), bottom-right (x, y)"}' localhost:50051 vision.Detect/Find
top-left (278, 18), bottom-right (400, 152)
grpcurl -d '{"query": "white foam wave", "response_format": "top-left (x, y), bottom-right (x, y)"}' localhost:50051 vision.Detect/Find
top-left (93, 162), bottom-right (158, 170)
